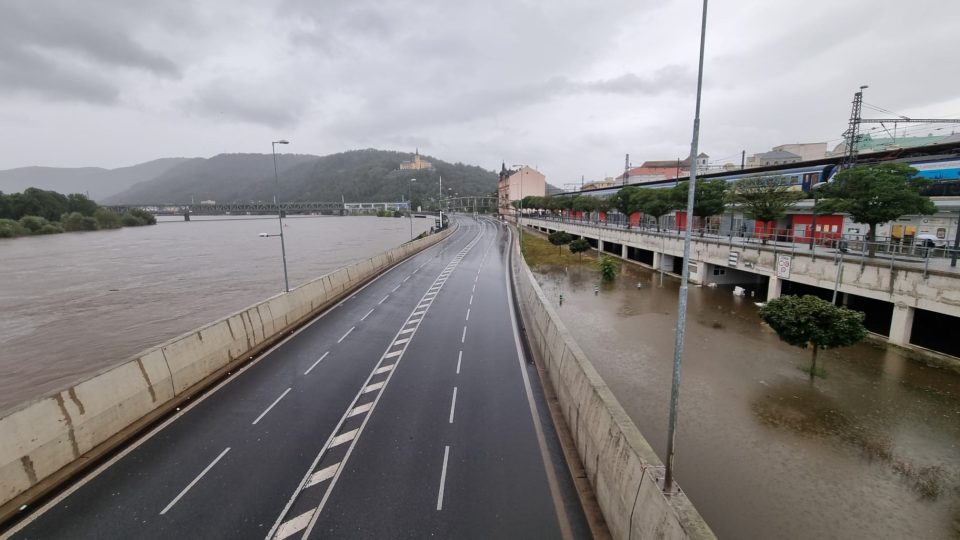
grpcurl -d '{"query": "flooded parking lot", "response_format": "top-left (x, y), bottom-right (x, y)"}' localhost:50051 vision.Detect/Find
top-left (533, 257), bottom-right (960, 539)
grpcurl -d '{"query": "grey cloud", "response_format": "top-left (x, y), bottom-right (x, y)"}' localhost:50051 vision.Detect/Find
top-left (184, 80), bottom-right (306, 128)
top-left (0, 1), bottom-right (182, 102)
top-left (0, 46), bottom-right (118, 103)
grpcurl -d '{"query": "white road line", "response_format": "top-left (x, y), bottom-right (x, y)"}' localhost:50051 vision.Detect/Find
top-left (465, 308), bottom-right (470, 321)
top-left (276, 227), bottom-right (483, 539)
top-left (348, 402), bottom-right (373, 418)
top-left (403, 276), bottom-right (410, 282)
top-left (436, 446), bottom-right (450, 511)
top-left (449, 387), bottom-right (458, 423)
top-left (330, 429), bottom-right (358, 447)
top-left (252, 388), bottom-right (292, 425)
top-left (306, 463), bottom-right (340, 488)
top-left (160, 447), bottom-right (230, 515)
top-left (504, 227), bottom-right (574, 540)
top-left (385, 350), bottom-right (403, 358)
top-left (363, 381), bottom-right (385, 393)
top-left (337, 326), bottom-right (355, 343)
top-left (399, 327), bottom-right (415, 335)
top-left (373, 364), bottom-right (395, 375)
top-left (456, 350), bottom-right (462, 374)
top-left (461, 326), bottom-right (467, 343)
top-left (303, 352), bottom-right (329, 375)
top-left (472, 284), bottom-right (476, 292)
top-left (413, 309), bottom-right (426, 316)
top-left (392, 284), bottom-right (401, 292)
top-left (360, 308), bottom-right (375, 321)
top-left (393, 338), bottom-right (411, 345)
top-left (469, 294), bottom-right (473, 305)
top-left (275, 509), bottom-right (315, 540)
top-left (379, 295), bottom-right (389, 304)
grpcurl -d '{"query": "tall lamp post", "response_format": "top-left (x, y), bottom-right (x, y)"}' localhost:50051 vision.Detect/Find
top-left (272, 139), bottom-right (290, 293)
top-left (664, 0), bottom-right (708, 494)
top-left (408, 178), bottom-right (416, 239)
top-left (438, 175), bottom-right (443, 230)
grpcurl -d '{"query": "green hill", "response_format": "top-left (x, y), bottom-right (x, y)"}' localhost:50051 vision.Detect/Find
top-left (105, 149), bottom-right (497, 206)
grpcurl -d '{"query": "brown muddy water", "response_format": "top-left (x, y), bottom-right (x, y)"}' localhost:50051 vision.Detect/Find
top-left (534, 260), bottom-right (960, 539)
top-left (0, 215), bottom-right (433, 413)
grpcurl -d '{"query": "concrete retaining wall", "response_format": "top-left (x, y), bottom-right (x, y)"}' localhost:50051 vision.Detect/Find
top-left (511, 232), bottom-right (714, 540)
top-left (0, 226), bottom-right (454, 521)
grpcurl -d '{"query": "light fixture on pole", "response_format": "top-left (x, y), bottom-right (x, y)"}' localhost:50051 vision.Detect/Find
top-left (271, 140), bottom-right (290, 292)
top-left (664, 0), bottom-right (708, 495)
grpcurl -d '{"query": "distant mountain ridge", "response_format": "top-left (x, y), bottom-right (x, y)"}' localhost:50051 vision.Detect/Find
top-left (0, 158), bottom-right (191, 201)
top-left (103, 149), bottom-right (498, 205)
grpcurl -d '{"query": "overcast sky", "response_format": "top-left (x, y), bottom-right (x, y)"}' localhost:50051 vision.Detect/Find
top-left (1, 0), bottom-right (958, 186)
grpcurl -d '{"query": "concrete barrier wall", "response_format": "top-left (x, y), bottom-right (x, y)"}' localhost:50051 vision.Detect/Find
top-left (0, 226), bottom-right (455, 519)
top-left (511, 232), bottom-right (715, 540)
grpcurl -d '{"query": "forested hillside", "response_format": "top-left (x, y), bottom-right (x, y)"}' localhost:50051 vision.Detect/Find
top-left (106, 150), bottom-right (497, 205)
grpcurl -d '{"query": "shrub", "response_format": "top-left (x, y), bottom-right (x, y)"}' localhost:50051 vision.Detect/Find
top-left (37, 223), bottom-right (64, 234)
top-left (126, 208), bottom-right (157, 225)
top-left (121, 212), bottom-right (146, 226)
top-left (19, 215), bottom-right (51, 233)
top-left (0, 218), bottom-right (28, 238)
top-left (598, 255), bottom-right (618, 282)
top-left (61, 212), bottom-right (100, 231)
top-left (94, 208), bottom-right (122, 229)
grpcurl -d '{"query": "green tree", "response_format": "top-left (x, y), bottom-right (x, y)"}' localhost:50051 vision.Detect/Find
top-left (728, 175), bottom-right (804, 244)
top-left (569, 237), bottom-right (591, 263)
top-left (548, 230), bottom-right (573, 255)
top-left (673, 180), bottom-right (727, 235)
top-left (127, 208), bottom-right (157, 225)
top-left (593, 197), bottom-right (612, 221)
top-left (94, 208), bottom-right (123, 229)
top-left (817, 163), bottom-right (935, 255)
top-left (598, 255), bottom-right (618, 282)
top-left (639, 189), bottom-right (677, 232)
top-left (0, 218), bottom-right (28, 238)
top-left (66, 193), bottom-right (99, 216)
top-left (61, 212), bottom-right (100, 231)
top-left (611, 186), bottom-right (642, 225)
top-left (759, 295), bottom-right (867, 379)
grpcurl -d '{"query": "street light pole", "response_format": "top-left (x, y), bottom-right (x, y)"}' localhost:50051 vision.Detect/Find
top-left (438, 175), bottom-right (443, 230)
top-left (664, 0), bottom-right (708, 495)
top-left (272, 140), bottom-right (290, 293)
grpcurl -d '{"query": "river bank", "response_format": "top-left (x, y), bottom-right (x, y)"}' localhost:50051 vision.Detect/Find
top-left (0, 215), bottom-right (433, 412)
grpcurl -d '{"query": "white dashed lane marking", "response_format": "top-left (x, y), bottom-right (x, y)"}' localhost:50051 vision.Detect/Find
top-left (337, 326), bottom-right (354, 343)
top-left (252, 388), bottom-right (292, 425)
top-left (304, 352), bottom-right (328, 376)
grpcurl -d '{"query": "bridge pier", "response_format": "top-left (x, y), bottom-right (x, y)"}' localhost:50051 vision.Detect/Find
top-left (888, 303), bottom-right (915, 347)
top-left (767, 275), bottom-right (782, 301)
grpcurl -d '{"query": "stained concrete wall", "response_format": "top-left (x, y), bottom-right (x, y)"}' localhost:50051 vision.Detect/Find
top-left (511, 232), bottom-right (714, 540)
top-left (0, 226), bottom-right (455, 521)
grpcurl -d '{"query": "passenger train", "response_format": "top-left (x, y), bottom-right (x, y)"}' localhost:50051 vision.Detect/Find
top-left (566, 140), bottom-right (960, 199)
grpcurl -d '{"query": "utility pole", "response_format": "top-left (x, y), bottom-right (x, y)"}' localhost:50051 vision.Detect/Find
top-left (842, 86), bottom-right (867, 170)
top-left (664, 0), bottom-right (708, 495)
top-left (741, 150), bottom-right (745, 170)
top-left (624, 153), bottom-right (630, 185)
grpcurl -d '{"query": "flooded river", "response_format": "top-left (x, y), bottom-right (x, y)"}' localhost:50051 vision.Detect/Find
top-left (0, 215), bottom-right (433, 413)
top-left (533, 260), bottom-right (960, 539)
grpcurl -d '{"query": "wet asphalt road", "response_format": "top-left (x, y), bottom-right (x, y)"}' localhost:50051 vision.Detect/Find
top-left (7, 216), bottom-right (588, 540)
